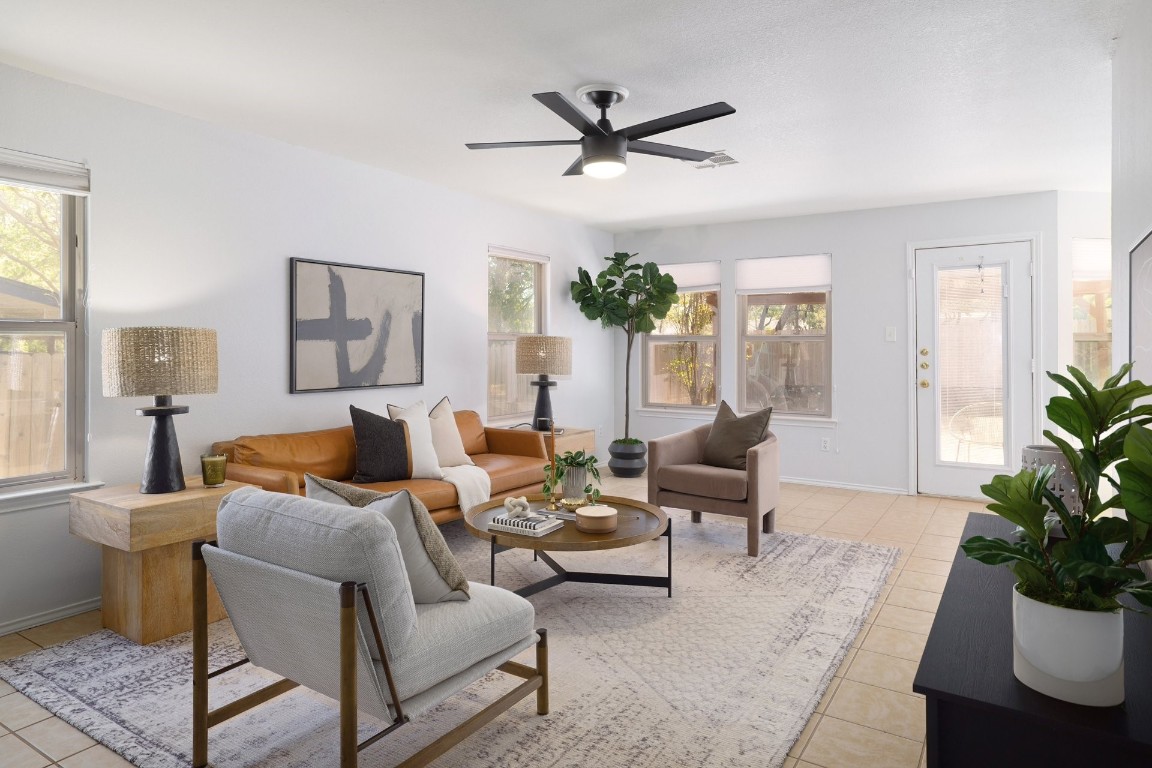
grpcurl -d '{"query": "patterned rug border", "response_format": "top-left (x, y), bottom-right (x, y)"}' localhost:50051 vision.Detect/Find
top-left (0, 531), bottom-right (901, 768)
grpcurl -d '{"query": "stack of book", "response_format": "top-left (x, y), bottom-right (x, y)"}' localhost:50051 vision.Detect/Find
top-left (488, 512), bottom-right (564, 537)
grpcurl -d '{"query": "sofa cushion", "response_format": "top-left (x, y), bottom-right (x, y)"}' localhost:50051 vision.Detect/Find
top-left (393, 582), bottom-right (534, 701)
top-left (354, 477), bottom-right (459, 510)
top-left (455, 410), bottom-right (489, 455)
top-left (657, 463), bottom-right (748, 501)
top-left (215, 486), bottom-right (417, 658)
top-left (349, 405), bottom-right (410, 482)
top-left (471, 452), bottom-right (546, 495)
top-left (304, 476), bottom-right (469, 603)
top-left (231, 427), bottom-right (357, 482)
top-left (701, 400), bottom-right (772, 470)
top-left (429, 397), bottom-right (473, 467)
top-left (388, 400), bottom-right (444, 479)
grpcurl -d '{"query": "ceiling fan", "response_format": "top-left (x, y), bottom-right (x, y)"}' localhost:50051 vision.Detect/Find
top-left (466, 84), bottom-right (735, 179)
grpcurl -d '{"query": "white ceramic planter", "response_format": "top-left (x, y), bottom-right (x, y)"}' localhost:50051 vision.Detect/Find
top-left (1012, 586), bottom-right (1124, 706)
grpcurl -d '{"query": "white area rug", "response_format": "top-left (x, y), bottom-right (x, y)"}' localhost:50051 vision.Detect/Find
top-left (0, 518), bottom-right (897, 768)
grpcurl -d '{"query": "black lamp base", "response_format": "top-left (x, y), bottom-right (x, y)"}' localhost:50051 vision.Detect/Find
top-left (529, 375), bottom-right (557, 431)
top-left (136, 396), bottom-right (189, 494)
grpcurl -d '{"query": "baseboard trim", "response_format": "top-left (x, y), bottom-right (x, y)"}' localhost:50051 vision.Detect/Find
top-left (780, 476), bottom-right (911, 496)
top-left (0, 597), bottom-right (100, 637)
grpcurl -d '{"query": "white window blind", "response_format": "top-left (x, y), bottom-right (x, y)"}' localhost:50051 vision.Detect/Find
top-left (660, 260), bottom-right (720, 291)
top-left (1071, 238), bottom-right (1111, 281)
top-left (0, 147), bottom-right (89, 195)
top-left (736, 254), bottom-right (831, 293)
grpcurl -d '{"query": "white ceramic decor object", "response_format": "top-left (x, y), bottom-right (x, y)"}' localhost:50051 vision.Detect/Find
top-left (576, 505), bottom-right (618, 533)
top-left (1012, 587), bottom-right (1124, 706)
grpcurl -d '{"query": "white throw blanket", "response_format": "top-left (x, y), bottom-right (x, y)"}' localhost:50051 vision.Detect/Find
top-left (441, 464), bottom-right (492, 514)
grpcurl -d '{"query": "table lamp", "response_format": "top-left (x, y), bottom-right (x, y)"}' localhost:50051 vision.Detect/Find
top-left (102, 327), bottom-right (218, 494)
top-left (515, 335), bottom-right (572, 431)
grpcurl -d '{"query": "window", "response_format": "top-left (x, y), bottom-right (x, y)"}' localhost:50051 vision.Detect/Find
top-left (643, 261), bottom-right (719, 408)
top-left (737, 254), bottom-right (832, 417)
top-left (1071, 238), bottom-right (1111, 387)
top-left (487, 249), bottom-right (545, 421)
top-left (0, 149), bottom-right (88, 489)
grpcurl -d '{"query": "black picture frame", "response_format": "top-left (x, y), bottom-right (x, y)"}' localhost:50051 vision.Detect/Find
top-left (289, 257), bottom-right (424, 393)
top-left (1130, 228), bottom-right (1152, 386)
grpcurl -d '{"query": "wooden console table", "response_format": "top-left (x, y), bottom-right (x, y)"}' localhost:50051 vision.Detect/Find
top-left (548, 427), bottom-right (596, 458)
top-left (69, 479), bottom-right (245, 644)
top-left (913, 513), bottom-right (1152, 765)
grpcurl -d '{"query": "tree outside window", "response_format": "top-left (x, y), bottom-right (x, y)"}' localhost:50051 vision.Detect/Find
top-left (644, 289), bottom-right (718, 407)
top-left (488, 253), bottom-right (544, 420)
top-left (739, 292), bottom-right (830, 416)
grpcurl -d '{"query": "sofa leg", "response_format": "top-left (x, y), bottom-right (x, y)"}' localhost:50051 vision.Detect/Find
top-left (690, 510), bottom-right (702, 524)
top-left (763, 508), bottom-right (776, 534)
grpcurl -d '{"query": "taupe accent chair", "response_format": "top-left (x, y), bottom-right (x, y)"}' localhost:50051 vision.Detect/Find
top-left (192, 488), bottom-right (548, 768)
top-left (648, 425), bottom-right (780, 556)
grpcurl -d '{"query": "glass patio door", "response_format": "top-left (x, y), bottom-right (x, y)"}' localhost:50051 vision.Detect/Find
top-left (914, 241), bottom-right (1033, 498)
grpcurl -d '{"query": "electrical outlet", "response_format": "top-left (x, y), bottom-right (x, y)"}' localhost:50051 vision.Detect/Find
top-left (820, 437), bottom-right (831, 452)
top-left (596, 425), bottom-right (603, 438)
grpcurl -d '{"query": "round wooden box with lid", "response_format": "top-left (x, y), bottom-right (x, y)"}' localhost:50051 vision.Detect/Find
top-left (575, 504), bottom-right (618, 533)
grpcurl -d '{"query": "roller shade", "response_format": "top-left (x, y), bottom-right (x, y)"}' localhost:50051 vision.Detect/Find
top-left (736, 254), bottom-right (831, 293)
top-left (0, 147), bottom-right (89, 195)
top-left (660, 260), bottom-right (720, 291)
top-left (1071, 238), bottom-right (1111, 281)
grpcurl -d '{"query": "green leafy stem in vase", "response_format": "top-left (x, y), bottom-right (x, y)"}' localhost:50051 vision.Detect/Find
top-left (542, 450), bottom-right (602, 502)
top-left (961, 363), bottom-right (1152, 611)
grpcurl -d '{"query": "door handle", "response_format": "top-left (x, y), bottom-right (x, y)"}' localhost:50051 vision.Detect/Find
top-left (920, 348), bottom-right (930, 356)
top-left (919, 379), bottom-right (930, 389)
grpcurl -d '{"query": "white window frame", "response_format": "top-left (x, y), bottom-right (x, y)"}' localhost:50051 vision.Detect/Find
top-left (487, 246), bottom-right (548, 424)
top-left (642, 261), bottom-right (721, 410)
top-left (736, 254), bottom-right (832, 418)
top-left (0, 148), bottom-right (89, 492)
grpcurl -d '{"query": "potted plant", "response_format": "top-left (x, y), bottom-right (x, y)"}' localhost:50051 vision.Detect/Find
top-left (961, 364), bottom-right (1152, 706)
top-left (542, 450), bottom-right (602, 505)
top-left (570, 251), bottom-right (679, 477)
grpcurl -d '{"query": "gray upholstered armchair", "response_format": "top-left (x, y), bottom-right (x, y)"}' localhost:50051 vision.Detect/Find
top-left (648, 425), bottom-right (780, 556)
top-left (192, 487), bottom-right (547, 767)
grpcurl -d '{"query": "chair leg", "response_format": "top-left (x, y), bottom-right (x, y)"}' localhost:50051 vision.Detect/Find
top-left (763, 507), bottom-right (776, 534)
top-left (192, 542), bottom-right (209, 768)
top-left (690, 510), bottom-right (702, 523)
top-left (536, 629), bottom-right (549, 715)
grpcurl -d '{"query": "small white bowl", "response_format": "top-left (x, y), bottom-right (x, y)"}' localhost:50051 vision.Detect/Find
top-left (576, 505), bottom-right (618, 533)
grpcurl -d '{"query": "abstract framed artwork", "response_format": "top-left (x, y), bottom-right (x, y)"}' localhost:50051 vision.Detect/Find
top-left (290, 258), bottom-right (424, 393)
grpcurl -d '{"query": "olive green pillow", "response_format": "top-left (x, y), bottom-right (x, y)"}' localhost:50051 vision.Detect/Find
top-left (700, 401), bottom-right (772, 470)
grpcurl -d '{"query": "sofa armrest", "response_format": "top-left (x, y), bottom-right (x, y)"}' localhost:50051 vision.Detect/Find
top-left (648, 424), bottom-right (711, 502)
top-left (226, 464), bottom-right (301, 495)
top-left (747, 431), bottom-right (780, 513)
top-left (483, 427), bottom-right (548, 459)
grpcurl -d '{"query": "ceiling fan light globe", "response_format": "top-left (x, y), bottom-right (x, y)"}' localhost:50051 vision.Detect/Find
top-left (583, 159), bottom-right (627, 178)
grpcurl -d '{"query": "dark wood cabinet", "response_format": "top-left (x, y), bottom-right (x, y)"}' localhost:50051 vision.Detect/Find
top-left (913, 513), bottom-right (1152, 766)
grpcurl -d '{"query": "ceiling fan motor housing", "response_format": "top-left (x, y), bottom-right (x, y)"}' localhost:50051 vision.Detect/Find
top-left (582, 133), bottom-right (627, 165)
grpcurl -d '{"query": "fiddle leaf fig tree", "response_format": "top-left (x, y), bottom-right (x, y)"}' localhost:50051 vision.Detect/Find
top-left (571, 252), bottom-right (678, 439)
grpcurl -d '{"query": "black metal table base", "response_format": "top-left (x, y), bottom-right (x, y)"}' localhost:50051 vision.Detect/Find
top-left (490, 519), bottom-right (672, 598)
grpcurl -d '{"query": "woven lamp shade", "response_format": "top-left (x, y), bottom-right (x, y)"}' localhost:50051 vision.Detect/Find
top-left (515, 335), bottom-right (572, 376)
top-left (102, 327), bottom-right (218, 397)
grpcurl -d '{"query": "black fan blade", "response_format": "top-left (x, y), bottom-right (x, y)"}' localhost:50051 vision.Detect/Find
top-left (621, 102), bottom-right (735, 141)
top-left (561, 156), bottom-right (584, 176)
top-left (628, 140), bottom-right (714, 162)
top-left (533, 92), bottom-right (607, 136)
top-left (466, 140), bottom-right (581, 149)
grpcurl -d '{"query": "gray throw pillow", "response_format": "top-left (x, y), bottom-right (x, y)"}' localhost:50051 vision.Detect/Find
top-left (350, 404), bottom-right (409, 482)
top-left (700, 400), bottom-right (772, 471)
top-left (304, 474), bottom-right (470, 603)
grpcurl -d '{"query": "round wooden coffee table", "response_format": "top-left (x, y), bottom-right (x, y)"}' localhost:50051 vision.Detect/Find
top-left (464, 494), bottom-right (671, 598)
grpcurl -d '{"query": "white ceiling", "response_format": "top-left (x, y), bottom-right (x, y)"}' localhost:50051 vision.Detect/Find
top-left (0, 0), bottom-right (1128, 232)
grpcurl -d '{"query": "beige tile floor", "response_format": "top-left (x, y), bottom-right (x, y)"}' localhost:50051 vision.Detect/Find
top-left (0, 478), bottom-right (985, 768)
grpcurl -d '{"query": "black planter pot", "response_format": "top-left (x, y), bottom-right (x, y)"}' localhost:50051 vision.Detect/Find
top-left (608, 440), bottom-right (647, 478)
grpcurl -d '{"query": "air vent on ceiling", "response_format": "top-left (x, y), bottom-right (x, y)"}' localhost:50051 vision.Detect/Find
top-left (686, 151), bottom-right (738, 169)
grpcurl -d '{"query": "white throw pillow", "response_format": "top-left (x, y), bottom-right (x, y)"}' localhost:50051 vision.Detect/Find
top-left (387, 400), bottom-right (443, 479)
top-left (304, 475), bottom-right (469, 603)
top-left (428, 396), bottom-right (474, 467)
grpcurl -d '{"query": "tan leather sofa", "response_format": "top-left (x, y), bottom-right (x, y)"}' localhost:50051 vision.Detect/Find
top-left (212, 410), bottom-right (547, 525)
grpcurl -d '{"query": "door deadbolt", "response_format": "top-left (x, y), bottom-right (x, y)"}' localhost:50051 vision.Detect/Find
top-left (920, 361), bottom-right (930, 370)
top-left (920, 348), bottom-right (930, 356)
top-left (919, 379), bottom-right (930, 389)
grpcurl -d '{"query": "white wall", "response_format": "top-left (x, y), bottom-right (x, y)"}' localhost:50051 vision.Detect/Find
top-left (1112, 1), bottom-right (1152, 369)
top-left (0, 62), bottom-right (614, 632)
top-left (616, 193), bottom-right (1061, 493)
